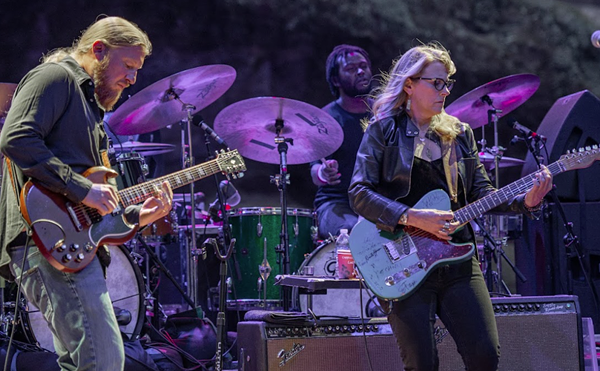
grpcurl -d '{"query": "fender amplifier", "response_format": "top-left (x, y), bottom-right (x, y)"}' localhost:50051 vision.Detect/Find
top-left (238, 295), bottom-right (583, 371)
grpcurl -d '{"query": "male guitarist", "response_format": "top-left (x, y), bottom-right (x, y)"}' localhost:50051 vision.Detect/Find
top-left (0, 17), bottom-right (173, 371)
top-left (349, 43), bottom-right (553, 370)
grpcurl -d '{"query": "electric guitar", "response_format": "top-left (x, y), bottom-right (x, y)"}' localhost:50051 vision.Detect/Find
top-left (20, 149), bottom-right (246, 273)
top-left (349, 145), bottom-right (600, 301)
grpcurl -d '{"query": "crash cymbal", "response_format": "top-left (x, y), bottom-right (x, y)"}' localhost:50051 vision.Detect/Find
top-left (113, 141), bottom-right (175, 156)
top-left (0, 82), bottom-right (18, 125)
top-left (213, 97), bottom-right (343, 165)
top-left (445, 74), bottom-right (540, 128)
top-left (109, 65), bottom-right (236, 135)
top-left (479, 152), bottom-right (525, 169)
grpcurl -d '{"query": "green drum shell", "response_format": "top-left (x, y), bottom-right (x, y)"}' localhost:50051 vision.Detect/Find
top-left (228, 207), bottom-right (314, 309)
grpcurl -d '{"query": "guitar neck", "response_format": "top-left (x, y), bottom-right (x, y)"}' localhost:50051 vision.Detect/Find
top-left (118, 158), bottom-right (221, 207)
top-left (453, 159), bottom-right (565, 225)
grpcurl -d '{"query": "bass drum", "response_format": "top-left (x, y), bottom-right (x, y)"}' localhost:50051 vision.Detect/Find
top-left (24, 244), bottom-right (145, 352)
top-left (297, 242), bottom-right (373, 318)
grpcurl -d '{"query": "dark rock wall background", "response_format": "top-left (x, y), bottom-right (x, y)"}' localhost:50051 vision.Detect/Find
top-left (1, 0), bottom-right (599, 210)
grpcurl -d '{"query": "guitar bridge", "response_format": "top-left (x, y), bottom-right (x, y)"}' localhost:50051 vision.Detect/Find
top-left (65, 202), bottom-right (83, 232)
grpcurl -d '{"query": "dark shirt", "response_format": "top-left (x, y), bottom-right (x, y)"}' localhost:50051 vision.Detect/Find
top-left (403, 157), bottom-right (472, 244)
top-left (312, 101), bottom-right (369, 209)
top-left (0, 56), bottom-right (139, 279)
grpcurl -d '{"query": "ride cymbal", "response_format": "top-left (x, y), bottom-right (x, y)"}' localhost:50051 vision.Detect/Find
top-left (109, 65), bottom-right (236, 135)
top-left (213, 97), bottom-right (343, 165)
top-left (445, 74), bottom-right (540, 128)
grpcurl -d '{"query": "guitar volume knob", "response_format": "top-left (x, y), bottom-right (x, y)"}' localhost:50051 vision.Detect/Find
top-left (62, 254), bottom-right (72, 263)
top-left (385, 276), bottom-right (396, 286)
top-left (70, 244), bottom-right (80, 252)
top-left (75, 253), bottom-right (85, 263)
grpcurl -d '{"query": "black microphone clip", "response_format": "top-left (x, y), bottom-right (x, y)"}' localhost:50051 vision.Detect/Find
top-left (193, 115), bottom-right (228, 146)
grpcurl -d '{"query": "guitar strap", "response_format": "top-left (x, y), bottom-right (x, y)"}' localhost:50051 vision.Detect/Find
top-left (440, 138), bottom-right (458, 203)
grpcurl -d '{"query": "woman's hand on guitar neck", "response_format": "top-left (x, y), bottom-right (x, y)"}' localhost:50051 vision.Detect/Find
top-left (402, 208), bottom-right (458, 241)
top-left (82, 183), bottom-right (119, 216)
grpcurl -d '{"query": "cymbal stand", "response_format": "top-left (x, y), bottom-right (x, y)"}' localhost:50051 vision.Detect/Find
top-left (474, 217), bottom-right (526, 295)
top-left (179, 103), bottom-right (202, 308)
top-left (270, 106), bottom-right (293, 311)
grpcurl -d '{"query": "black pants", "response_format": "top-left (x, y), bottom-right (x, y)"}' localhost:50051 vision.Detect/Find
top-left (385, 255), bottom-right (500, 371)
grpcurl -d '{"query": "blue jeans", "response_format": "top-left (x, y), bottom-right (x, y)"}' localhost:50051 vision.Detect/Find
top-left (315, 200), bottom-right (358, 239)
top-left (9, 245), bottom-right (125, 371)
top-left (384, 256), bottom-right (500, 371)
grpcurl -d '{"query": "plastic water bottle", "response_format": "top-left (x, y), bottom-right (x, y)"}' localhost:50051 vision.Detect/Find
top-left (336, 229), bottom-right (355, 279)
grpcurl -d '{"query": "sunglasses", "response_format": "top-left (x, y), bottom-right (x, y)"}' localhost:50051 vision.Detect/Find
top-left (412, 77), bottom-right (455, 91)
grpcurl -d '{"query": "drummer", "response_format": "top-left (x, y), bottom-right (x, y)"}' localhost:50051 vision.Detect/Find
top-left (310, 44), bottom-right (374, 239)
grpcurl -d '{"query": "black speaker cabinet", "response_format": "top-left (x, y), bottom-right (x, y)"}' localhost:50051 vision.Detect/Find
top-left (522, 89), bottom-right (600, 202)
top-left (238, 296), bottom-right (583, 371)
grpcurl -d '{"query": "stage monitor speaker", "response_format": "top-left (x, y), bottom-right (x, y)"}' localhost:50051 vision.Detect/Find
top-left (238, 296), bottom-right (583, 371)
top-left (522, 90), bottom-right (600, 202)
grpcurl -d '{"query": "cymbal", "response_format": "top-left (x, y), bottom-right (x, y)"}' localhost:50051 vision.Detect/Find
top-left (113, 141), bottom-right (175, 156)
top-left (479, 152), bottom-right (525, 169)
top-left (1, 82), bottom-right (18, 124)
top-left (445, 74), bottom-right (540, 128)
top-left (109, 65), bottom-right (236, 135)
top-left (213, 97), bottom-right (343, 165)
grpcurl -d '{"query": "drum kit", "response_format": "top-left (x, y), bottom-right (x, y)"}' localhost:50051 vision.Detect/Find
top-left (445, 73), bottom-right (541, 295)
top-left (0, 65), bottom-right (541, 352)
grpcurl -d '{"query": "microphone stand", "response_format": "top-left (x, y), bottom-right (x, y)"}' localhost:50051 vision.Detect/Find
top-left (271, 107), bottom-right (293, 312)
top-left (524, 135), bottom-right (600, 312)
top-left (202, 120), bottom-right (236, 371)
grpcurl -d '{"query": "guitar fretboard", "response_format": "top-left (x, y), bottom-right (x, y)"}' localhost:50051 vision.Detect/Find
top-left (453, 157), bottom-right (567, 225)
top-left (117, 155), bottom-right (231, 207)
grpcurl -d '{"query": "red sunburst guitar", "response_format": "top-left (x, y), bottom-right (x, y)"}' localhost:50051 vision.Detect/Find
top-left (20, 149), bottom-right (245, 273)
top-left (348, 145), bottom-right (599, 301)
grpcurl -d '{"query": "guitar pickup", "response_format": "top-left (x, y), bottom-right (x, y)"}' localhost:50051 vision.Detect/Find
top-left (384, 241), bottom-right (401, 261)
top-left (65, 202), bottom-right (83, 232)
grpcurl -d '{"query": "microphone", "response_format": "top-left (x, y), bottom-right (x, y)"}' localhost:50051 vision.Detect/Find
top-left (507, 118), bottom-right (546, 141)
top-left (209, 180), bottom-right (241, 221)
top-left (193, 115), bottom-right (228, 146)
top-left (592, 30), bottom-right (600, 48)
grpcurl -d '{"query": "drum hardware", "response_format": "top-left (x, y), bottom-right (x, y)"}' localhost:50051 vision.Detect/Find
top-left (214, 97), bottom-right (342, 312)
top-left (258, 237), bottom-right (272, 309)
top-left (113, 140), bottom-right (176, 157)
top-left (446, 74), bottom-right (541, 294)
top-left (134, 234), bottom-right (195, 329)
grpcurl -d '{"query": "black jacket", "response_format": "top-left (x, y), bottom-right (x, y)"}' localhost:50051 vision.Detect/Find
top-left (348, 113), bottom-right (530, 234)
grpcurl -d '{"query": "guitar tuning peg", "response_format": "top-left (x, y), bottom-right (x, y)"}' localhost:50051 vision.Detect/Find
top-left (585, 146), bottom-right (591, 151)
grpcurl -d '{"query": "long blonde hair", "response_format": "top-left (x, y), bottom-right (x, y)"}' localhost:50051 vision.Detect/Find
top-left (43, 16), bottom-right (152, 63)
top-left (371, 42), bottom-right (462, 141)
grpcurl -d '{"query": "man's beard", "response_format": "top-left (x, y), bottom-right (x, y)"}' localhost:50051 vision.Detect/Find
top-left (93, 55), bottom-right (122, 111)
top-left (340, 78), bottom-right (372, 98)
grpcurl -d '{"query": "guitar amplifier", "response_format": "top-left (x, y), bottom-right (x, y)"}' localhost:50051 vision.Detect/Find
top-left (237, 317), bottom-right (403, 371)
top-left (237, 295), bottom-right (583, 371)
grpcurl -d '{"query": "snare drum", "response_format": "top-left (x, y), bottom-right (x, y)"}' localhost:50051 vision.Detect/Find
top-left (228, 207), bottom-right (315, 310)
top-left (22, 245), bottom-right (145, 351)
top-left (296, 241), bottom-right (372, 317)
top-left (141, 210), bottom-right (179, 245)
top-left (113, 152), bottom-right (148, 189)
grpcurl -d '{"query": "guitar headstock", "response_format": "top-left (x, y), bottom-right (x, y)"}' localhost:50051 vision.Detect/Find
top-left (559, 145), bottom-right (600, 171)
top-left (215, 149), bottom-right (246, 179)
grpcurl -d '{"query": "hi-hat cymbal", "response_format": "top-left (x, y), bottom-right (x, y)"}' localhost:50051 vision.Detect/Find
top-left (445, 74), bottom-right (540, 128)
top-left (113, 141), bottom-right (175, 156)
top-left (479, 152), bottom-right (525, 169)
top-left (109, 65), bottom-right (236, 135)
top-left (1, 82), bottom-right (18, 125)
top-left (213, 97), bottom-right (343, 165)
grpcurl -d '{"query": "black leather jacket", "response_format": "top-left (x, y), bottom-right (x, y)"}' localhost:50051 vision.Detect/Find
top-left (349, 113), bottom-right (529, 233)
